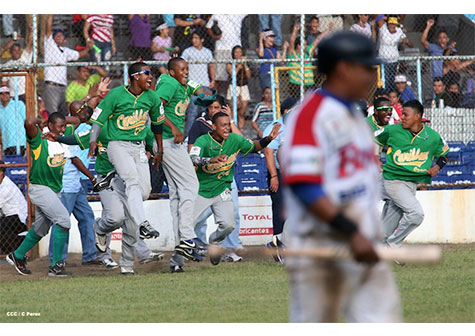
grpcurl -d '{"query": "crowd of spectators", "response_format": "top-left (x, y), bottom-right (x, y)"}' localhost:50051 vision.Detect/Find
top-left (0, 13), bottom-right (474, 159)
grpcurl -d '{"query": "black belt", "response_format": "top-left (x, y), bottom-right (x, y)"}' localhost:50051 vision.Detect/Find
top-left (125, 140), bottom-right (143, 145)
top-left (45, 81), bottom-right (66, 87)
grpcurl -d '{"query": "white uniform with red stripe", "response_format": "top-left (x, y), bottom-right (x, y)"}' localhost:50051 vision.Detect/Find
top-left (281, 90), bottom-right (402, 323)
top-left (282, 90), bottom-right (381, 241)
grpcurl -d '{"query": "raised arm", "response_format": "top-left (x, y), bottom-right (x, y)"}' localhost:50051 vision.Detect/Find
top-left (257, 32), bottom-right (265, 58)
top-left (83, 19), bottom-right (91, 42)
top-left (421, 18), bottom-right (434, 50)
top-left (252, 123), bottom-right (281, 152)
top-left (24, 117), bottom-right (45, 139)
top-left (288, 24), bottom-right (300, 54)
top-left (45, 14), bottom-right (53, 38)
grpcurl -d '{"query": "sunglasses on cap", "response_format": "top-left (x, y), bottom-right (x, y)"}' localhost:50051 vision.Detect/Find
top-left (131, 70), bottom-right (152, 76)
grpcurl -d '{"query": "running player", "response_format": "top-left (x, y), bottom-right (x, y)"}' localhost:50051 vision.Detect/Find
top-left (375, 99), bottom-right (448, 252)
top-left (154, 57), bottom-right (214, 272)
top-left (281, 31), bottom-right (402, 322)
top-left (89, 62), bottom-right (164, 241)
top-left (190, 112), bottom-right (281, 266)
top-left (6, 113), bottom-right (79, 276)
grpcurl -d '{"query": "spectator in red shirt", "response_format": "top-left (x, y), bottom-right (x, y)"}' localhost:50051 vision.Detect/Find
top-left (83, 14), bottom-right (116, 63)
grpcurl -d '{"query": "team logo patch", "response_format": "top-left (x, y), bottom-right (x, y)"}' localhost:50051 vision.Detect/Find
top-left (117, 109), bottom-right (149, 135)
top-left (47, 153), bottom-right (66, 168)
top-left (91, 107), bottom-right (102, 120)
top-left (393, 148), bottom-right (430, 167)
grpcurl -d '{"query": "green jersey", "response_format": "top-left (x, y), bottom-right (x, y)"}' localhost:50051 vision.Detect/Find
top-left (28, 125), bottom-right (75, 193)
top-left (190, 132), bottom-right (255, 198)
top-left (287, 45), bottom-right (315, 86)
top-left (155, 74), bottom-right (202, 139)
top-left (75, 123), bottom-right (156, 176)
top-left (90, 85), bottom-right (164, 141)
top-left (375, 124), bottom-right (449, 184)
top-left (365, 115), bottom-right (385, 132)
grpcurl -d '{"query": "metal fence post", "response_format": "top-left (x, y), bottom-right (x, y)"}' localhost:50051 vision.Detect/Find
top-left (300, 14), bottom-right (305, 102)
top-left (381, 63), bottom-right (385, 88)
top-left (270, 63), bottom-right (276, 121)
top-left (416, 58), bottom-right (422, 102)
top-left (232, 61), bottom-right (237, 125)
top-left (123, 64), bottom-right (128, 86)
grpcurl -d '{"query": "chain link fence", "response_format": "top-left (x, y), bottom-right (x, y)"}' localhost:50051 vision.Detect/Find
top-left (0, 13), bottom-right (474, 207)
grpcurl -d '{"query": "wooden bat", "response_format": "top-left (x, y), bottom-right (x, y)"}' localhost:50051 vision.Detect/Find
top-left (208, 244), bottom-right (442, 265)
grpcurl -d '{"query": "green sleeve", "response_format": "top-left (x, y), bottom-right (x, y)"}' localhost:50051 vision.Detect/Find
top-left (434, 135), bottom-right (449, 158)
top-left (187, 79), bottom-right (202, 95)
top-left (189, 135), bottom-right (206, 158)
top-left (375, 125), bottom-right (390, 146)
top-left (237, 134), bottom-right (255, 155)
top-left (150, 94), bottom-right (165, 125)
top-left (144, 127), bottom-right (155, 153)
top-left (74, 130), bottom-right (91, 150)
top-left (155, 78), bottom-right (176, 104)
top-left (90, 89), bottom-right (116, 127)
top-left (27, 125), bottom-right (42, 149)
top-left (64, 124), bottom-right (75, 136)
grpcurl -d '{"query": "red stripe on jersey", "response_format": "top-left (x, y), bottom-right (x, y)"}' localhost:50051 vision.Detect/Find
top-left (284, 175), bottom-right (323, 185)
top-left (291, 93), bottom-right (324, 146)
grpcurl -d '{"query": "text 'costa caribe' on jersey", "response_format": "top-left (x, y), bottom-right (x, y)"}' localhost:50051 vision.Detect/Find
top-left (190, 132), bottom-right (254, 198)
top-left (281, 91), bottom-right (382, 240)
top-left (90, 86), bottom-right (164, 141)
top-left (375, 124), bottom-right (449, 184)
top-left (155, 74), bottom-right (202, 140)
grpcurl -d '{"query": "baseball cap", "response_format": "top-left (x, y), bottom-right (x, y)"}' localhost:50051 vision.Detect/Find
top-left (280, 97), bottom-right (297, 114)
top-left (53, 29), bottom-right (66, 38)
top-left (387, 17), bottom-right (399, 25)
top-left (156, 23), bottom-right (168, 31)
top-left (0, 86), bottom-right (10, 93)
top-left (394, 75), bottom-right (407, 83)
top-left (262, 30), bottom-right (276, 38)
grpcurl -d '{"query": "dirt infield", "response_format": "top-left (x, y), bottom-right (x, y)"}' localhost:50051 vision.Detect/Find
top-left (0, 246), bottom-right (271, 282)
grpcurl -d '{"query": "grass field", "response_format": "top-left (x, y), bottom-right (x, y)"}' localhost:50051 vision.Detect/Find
top-left (0, 244), bottom-right (474, 323)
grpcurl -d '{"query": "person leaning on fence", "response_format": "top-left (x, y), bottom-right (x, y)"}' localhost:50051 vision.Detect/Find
top-left (376, 100), bottom-right (449, 259)
top-left (6, 113), bottom-right (80, 276)
top-left (394, 74), bottom-right (416, 104)
top-left (251, 87), bottom-right (274, 138)
top-left (226, 45), bottom-right (251, 130)
top-left (375, 16), bottom-right (413, 91)
top-left (2, 21), bottom-right (33, 103)
top-left (425, 76), bottom-right (450, 108)
top-left (65, 66), bottom-right (107, 112)
top-left (0, 86), bottom-right (26, 157)
top-left (442, 49), bottom-right (475, 90)
top-left (421, 18), bottom-right (456, 79)
top-left (257, 29), bottom-right (283, 91)
top-left (128, 14), bottom-right (152, 61)
top-left (0, 160), bottom-right (28, 254)
top-left (43, 14), bottom-right (93, 116)
top-left (286, 23), bottom-right (331, 98)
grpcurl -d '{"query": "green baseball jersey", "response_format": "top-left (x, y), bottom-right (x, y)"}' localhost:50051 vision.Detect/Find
top-left (28, 125), bottom-right (75, 193)
top-left (90, 85), bottom-right (164, 141)
top-left (75, 123), bottom-right (156, 176)
top-left (375, 124), bottom-right (449, 184)
top-left (190, 132), bottom-right (255, 198)
top-left (155, 74), bottom-right (202, 139)
top-left (365, 115), bottom-right (384, 132)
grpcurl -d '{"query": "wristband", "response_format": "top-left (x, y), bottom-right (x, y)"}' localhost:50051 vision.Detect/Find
top-left (436, 156), bottom-right (447, 170)
top-left (329, 212), bottom-right (358, 238)
top-left (259, 136), bottom-right (272, 148)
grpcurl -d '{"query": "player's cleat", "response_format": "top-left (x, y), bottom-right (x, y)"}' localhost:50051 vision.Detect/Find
top-left (139, 220), bottom-right (160, 240)
top-left (139, 252), bottom-right (165, 264)
top-left (102, 258), bottom-right (119, 269)
top-left (221, 252), bottom-right (243, 262)
top-left (175, 246), bottom-right (203, 262)
top-left (176, 239), bottom-right (199, 250)
top-left (170, 265), bottom-right (184, 273)
top-left (192, 238), bottom-right (208, 250)
top-left (6, 253), bottom-right (31, 275)
top-left (48, 261), bottom-right (72, 277)
top-left (93, 171), bottom-right (116, 192)
top-left (94, 230), bottom-right (107, 253)
top-left (209, 244), bottom-right (222, 266)
top-left (120, 266), bottom-right (135, 275)
top-left (267, 236), bottom-right (285, 264)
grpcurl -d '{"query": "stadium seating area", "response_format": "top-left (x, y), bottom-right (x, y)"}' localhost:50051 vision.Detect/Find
top-left (432, 141), bottom-right (475, 186)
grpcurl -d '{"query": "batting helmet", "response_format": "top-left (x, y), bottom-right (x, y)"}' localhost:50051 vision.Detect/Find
top-left (317, 31), bottom-right (381, 75)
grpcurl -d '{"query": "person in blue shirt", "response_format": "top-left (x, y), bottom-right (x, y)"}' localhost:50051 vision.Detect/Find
top-left (394, 74), bottom-right (416, 103)
top-left (256, 29), bottom-right (283, 90)
top-left (0, 86), bottom-right (26, 157)
top-left (262, 97), bottom-right (297, 264)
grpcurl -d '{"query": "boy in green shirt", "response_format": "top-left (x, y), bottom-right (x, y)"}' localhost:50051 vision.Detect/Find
top-left (188, 112), bottom-right (281, 266)
top-left (154, 57), bottom-right (214, 272)
top-left (6, 113), bottom-right (80, 277)
top-left (375, 100), bottom-right (448, 252)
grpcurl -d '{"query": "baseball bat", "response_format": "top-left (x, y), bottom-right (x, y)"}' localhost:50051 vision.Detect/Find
top-left (208, 244), bottom-right (442, 264)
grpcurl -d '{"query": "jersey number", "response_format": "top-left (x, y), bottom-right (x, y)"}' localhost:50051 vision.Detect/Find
top-left (338, 144), bottom-right (365, 178)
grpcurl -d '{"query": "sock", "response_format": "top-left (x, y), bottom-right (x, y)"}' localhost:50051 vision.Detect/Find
top-left (14, 228), bottom-right (42, 260)
top-left (52, 226), bottom-right (69, 266)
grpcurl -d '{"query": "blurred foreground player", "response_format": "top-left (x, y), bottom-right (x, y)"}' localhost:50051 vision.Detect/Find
top-left (281, 31), bottom-right (402, 322)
